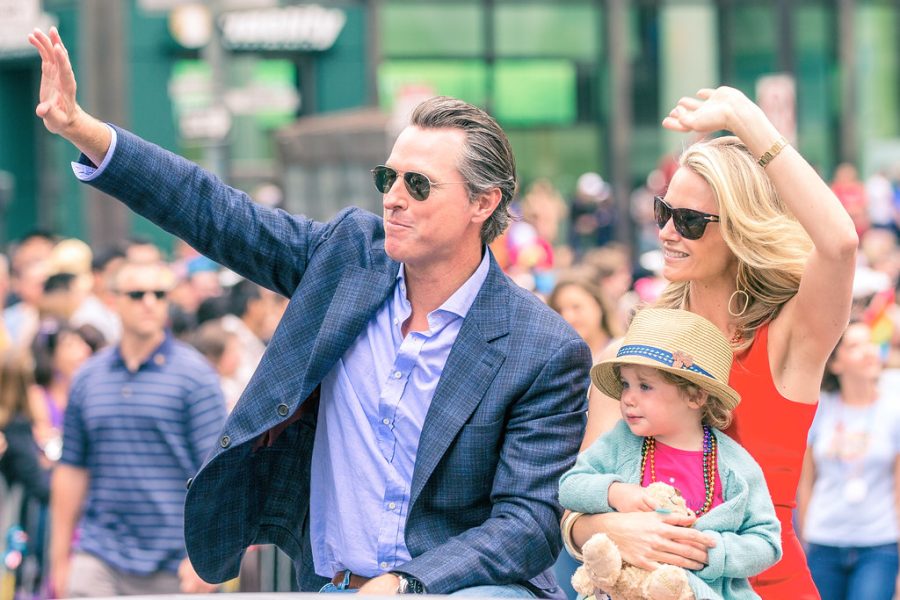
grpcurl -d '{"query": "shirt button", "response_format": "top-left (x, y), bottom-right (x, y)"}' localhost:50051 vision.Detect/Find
top-left (220, 435), bottom-right (231, 448)
top-left (388, 502), bottom-right (396, 510)
top-left (393, 371), bottom-right (401, 379)
top-left (382, 418), bottom-right (390, 425)
top-left (185, 477), bottom-right (193, 490)
top-left (380, 562), bottom-right (388, 569)
top-left (121, 386), bottom-right (131, 398)
top-left (277, 403), bottom-right (290, 417)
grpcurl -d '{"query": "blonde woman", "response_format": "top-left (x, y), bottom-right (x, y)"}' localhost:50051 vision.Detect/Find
top-left (567, 87), bottom-right (857, 599)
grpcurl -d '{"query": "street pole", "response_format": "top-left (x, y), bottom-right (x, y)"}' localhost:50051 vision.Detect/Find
top-left (838, 0), bottom-right (858, 164)
top-left (80, 0), bottom-right (129, 247)
top-left (607, 0), bottom-right (634, 252)
top-left (202, 0), bottom-right (230, 181)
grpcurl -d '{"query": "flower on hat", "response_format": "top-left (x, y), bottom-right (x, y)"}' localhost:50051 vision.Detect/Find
top-left (672, 350), bottom-right (694, 369)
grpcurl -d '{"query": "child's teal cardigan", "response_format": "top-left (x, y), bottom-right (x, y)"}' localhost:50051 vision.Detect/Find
top-left (559, 420), bottom-right (782, 600)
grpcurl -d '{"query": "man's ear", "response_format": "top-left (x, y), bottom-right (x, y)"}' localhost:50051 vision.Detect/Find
top-left (471, 187), bottom-right (503, 225)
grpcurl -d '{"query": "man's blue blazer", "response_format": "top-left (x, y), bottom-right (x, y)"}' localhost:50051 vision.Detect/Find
top-left (81, 126), bottom-right (591, 597)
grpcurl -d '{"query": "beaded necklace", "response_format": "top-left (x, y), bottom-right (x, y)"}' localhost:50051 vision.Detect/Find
top-left (639, 425), bottom-right (718, 516)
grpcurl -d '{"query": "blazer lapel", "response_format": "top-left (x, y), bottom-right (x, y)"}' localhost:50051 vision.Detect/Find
top-left (410, 259), bottom-right (510, 507)
top-left (305, 264), bottom-right (397, 384)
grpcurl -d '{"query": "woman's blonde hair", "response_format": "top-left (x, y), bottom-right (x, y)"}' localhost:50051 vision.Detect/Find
top-left (656, 136), bottom-right (813, 351)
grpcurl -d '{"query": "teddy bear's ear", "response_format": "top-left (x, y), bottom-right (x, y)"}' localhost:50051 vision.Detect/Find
top-left (570, 566), bottom-right (595, 597)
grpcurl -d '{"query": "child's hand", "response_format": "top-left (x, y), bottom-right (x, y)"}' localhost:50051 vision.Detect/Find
top-left (608, 482), bottom-right (659, 513)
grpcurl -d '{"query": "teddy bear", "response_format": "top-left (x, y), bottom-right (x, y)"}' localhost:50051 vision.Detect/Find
top-left (570, 482), bottom-right (696, 600)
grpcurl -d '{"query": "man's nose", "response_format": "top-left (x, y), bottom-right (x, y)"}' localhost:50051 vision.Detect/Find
top-left (383, 179), bottom-right (408, 211)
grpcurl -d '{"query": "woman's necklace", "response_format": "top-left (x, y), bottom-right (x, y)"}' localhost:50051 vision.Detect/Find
top-left (639, 425), bottom-right (718, 516)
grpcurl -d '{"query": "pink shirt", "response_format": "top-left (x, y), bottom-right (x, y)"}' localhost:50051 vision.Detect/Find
top-left (641, 439), bottom-right (724, 514)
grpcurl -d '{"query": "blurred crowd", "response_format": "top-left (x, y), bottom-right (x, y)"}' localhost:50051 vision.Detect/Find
top-left (0, 232), bottom-right (288, 598)
top-left (2, 154), bottom-right (900, 599)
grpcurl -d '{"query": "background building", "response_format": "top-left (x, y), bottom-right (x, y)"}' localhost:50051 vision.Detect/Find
top-left (0, 0), bottom-right (897, 251)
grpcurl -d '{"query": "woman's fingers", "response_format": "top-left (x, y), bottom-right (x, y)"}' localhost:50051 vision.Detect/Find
top-left (676, 96), bottom-right (703, 111)
top-left (652, 548), bottom-right (705, 571)
top-left (626, 538), bottom-right (705, 571)
top-left (661, 116), bottom-right (689, 132)
top-left (625, 553), bottom-right (663, 572)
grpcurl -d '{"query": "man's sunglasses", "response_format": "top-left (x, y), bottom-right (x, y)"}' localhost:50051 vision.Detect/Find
top-left (371, 165), bottom-right (466, 201)
top-left (653, 196), bottom-right (720, 240)
top-left (120, 289), bottom-right (168, 301)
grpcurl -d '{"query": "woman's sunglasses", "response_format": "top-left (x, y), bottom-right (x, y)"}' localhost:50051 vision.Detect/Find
top-left (371, 165), bottom-right (466, 201)
top-left (653, 196), bottom-right (720, 240)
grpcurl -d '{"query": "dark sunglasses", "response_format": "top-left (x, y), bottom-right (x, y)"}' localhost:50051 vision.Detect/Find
top-left (371, 165), bottom-right (466, 201)
top-left (653, 196), bottom-right (720, 240)
top-left (120, 289), bottom-right (168, 301)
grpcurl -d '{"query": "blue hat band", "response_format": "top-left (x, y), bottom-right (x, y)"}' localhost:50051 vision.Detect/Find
top-left (616, 344), bottom-right (715, 380)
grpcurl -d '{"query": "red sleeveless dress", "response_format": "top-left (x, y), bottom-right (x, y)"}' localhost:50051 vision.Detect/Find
top-left (725, 323), bottom-right (820, 599)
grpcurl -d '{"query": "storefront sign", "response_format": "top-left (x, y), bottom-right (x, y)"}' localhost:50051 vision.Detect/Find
top-left (0, 0), bottom-right (56, 56)
top-left (219, 5), bottom-right (345, 51)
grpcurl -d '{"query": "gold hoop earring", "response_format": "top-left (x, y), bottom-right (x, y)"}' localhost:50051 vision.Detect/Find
top-left (728, 289), bottom-right (750, 317)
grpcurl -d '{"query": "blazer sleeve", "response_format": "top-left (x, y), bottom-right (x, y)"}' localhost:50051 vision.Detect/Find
top-left (398, 336), bottom-right (591, 594)
top-left (693, 454), bottom-right (782, 581)
top-left (558, 421), bottom-right (632, 514)
top-left (77, 126), bottom-right (336, 298)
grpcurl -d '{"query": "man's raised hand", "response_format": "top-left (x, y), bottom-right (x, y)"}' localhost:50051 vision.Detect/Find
top-left (27, 27), bottom-right (111, 166)
top-left (28, 27), bottom-right (80, 136)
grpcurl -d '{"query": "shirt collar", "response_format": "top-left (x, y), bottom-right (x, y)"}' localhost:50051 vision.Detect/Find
top-left (396, 248), bottom-right (491, 320)
top-left (112, 331), bottom-right (175, 372)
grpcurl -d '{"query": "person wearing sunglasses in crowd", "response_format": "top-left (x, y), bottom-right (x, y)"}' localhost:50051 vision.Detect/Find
top-left (565, 87), bottom-right (857, 600)
top-left (29, 28), bottom-right (590, 598)
top-left (49, 260), bottom-right (226, 597)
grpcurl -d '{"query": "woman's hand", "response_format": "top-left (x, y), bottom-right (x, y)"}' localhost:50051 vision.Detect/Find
top-left (574, 511), bottom-right (715, 572)
top-left (662, 86), bottom-right (757, 136)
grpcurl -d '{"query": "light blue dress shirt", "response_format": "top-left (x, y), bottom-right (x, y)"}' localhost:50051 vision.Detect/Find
top-left (310, 251), bottom-right (490, 579)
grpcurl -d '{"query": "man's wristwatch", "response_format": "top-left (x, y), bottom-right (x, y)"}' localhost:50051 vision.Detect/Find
top-left (394, 573), bottom-right (425, 594)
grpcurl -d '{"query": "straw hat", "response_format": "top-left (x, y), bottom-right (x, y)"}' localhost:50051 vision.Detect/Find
top-left (591, 308), bottom-right (741, 410)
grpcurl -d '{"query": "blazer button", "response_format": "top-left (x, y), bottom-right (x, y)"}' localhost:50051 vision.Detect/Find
top-left (185, 477), bottom-right (193, 490)
top-left (220, 435), bottom-right (231, 448)
top-left (277, 403), bottom-right (290, 417)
